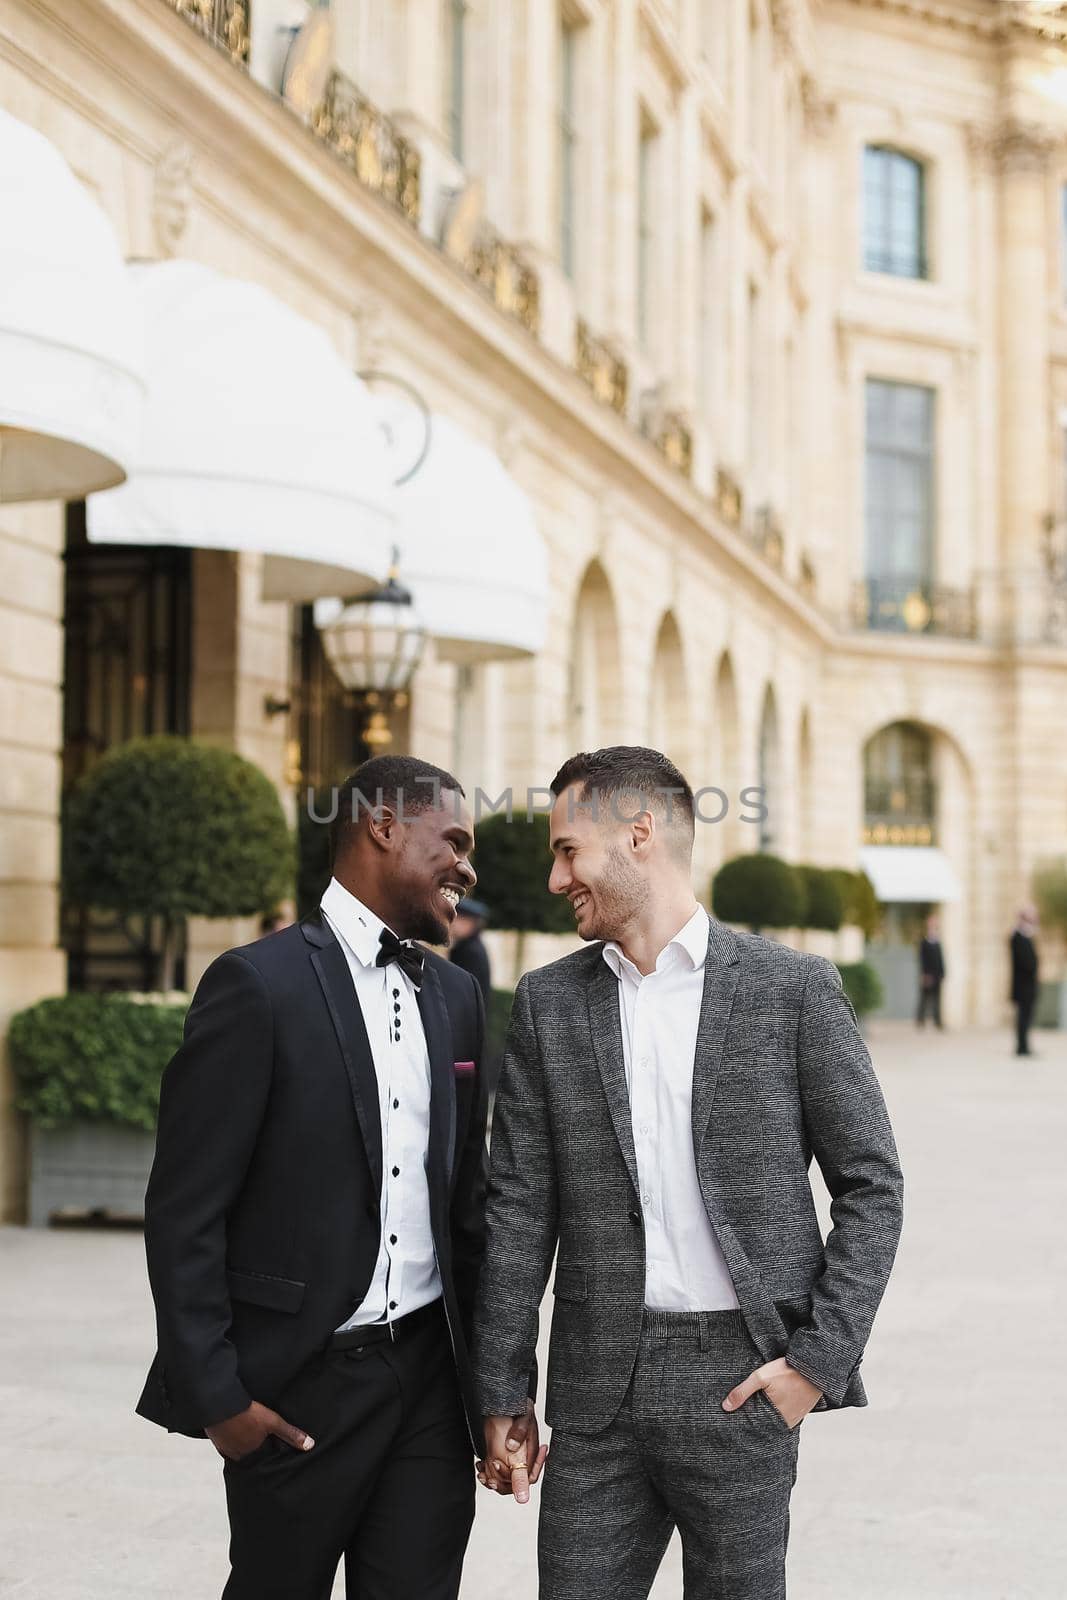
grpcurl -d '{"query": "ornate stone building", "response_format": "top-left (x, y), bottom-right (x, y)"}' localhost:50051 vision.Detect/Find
top-left (2, 0), bottom-right (1067, 1215)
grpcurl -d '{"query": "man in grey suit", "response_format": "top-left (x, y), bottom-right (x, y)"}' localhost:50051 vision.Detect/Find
top-left (473, 746), bottom-right (903, 1599)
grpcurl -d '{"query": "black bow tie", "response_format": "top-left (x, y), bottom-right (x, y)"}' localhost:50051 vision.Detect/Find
top-left (376, 929), bottom-right (425, 989)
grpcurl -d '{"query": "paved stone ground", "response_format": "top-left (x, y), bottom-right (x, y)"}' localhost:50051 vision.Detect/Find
top-left (1, 1022), bottom-right (1064, 1599)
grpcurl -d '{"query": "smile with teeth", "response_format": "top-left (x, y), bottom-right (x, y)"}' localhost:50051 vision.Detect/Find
top-left (571, 892), bottom-right (590, 914)
top-left (440, 887), bottom-right (462, 908)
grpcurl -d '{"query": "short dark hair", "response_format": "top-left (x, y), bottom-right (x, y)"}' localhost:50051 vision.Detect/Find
top-left (332, 755), bottom-right (464, 857)
top-left (550, 746), bottom-right (695, 845)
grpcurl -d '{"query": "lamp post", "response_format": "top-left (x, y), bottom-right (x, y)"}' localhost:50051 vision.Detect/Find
top-left (313, 552), bottom-right (426, 750)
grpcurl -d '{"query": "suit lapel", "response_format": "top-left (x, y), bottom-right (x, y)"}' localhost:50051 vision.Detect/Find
top-left (587, 955), bottom-right (639, 1193)
top-left (304, 920), bottom-right (384, 1197)
top-left (692, 920), bottom-right (740, 1157)
top-left (416, 961), bottom-right (457, 1193)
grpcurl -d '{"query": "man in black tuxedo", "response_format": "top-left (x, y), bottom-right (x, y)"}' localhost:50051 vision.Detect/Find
top-left (917, 912), bottom-right (945, 1029)
top-left (137, 755), bottom-right (540, 1599)
top-left (1010, 905), bottom-right (1040, 1057)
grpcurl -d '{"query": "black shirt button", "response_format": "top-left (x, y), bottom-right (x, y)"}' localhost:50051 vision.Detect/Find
top-left (389, 1300), bottom-right (397, 1311)
top-left (390, 1234), bottom-right (397, 1245)
top-left (392, 1166), bottom-right (400, 1177)
top-left (393, 1098), bottom-right (399, 1109)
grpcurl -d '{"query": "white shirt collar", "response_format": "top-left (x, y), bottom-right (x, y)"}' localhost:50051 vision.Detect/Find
top-left (602, 904), bottom-right (709, 982)
top-left (320, 877), bottom-right (394, 969)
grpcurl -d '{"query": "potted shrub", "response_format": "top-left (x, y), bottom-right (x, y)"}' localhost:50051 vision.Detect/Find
top-left (711, 853), bottom-right (806, 934)
top-left (835, 960), bottom-right (884, 1025)
top-left (29, 736), bottom-right (293, 1221)
top-left (10, 992), bottom-right (187, 1225)
top-left (63, 735), bottom-right (293, 990)
top-left (797, 866), bottom-right (845, 933)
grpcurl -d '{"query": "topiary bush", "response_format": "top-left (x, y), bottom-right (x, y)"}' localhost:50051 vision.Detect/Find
top-left (10, 992), bottom-right (188, 1130)
top-left (472, 812), bottom-right (573, 933)
top-left (835, 960), bottom-right (884, 1018)
top-left (711, 853), bottom-right (806, 931)
top-left (797, 865), bottom-right (844, 932)
top-left (829, 868), bottom-right (880, 938)
top-left (63, 736), bottom-right (294, 986)
top-left (1032, 857), bottom-right (1067, 940)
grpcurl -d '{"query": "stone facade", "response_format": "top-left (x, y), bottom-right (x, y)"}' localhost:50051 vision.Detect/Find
top-left (2, 0), bottom-right (1067, 1216)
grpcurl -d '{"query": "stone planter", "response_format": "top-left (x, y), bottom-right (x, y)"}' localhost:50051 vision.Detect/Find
top-left (28, 1122), bottom-right (155, 1227)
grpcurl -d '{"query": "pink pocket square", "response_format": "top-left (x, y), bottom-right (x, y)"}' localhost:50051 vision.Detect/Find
top-left (453, 1060), bottom-right (476, 1076)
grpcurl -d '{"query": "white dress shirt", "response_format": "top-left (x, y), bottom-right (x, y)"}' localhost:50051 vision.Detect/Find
top-left (602, 905), bottom-right (739, 1312)
top-left (320, 877), bottom-right (442, 1327)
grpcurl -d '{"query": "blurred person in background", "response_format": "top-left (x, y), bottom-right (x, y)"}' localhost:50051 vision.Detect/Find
top-left (1010, 905), bottom-right (1040, 1058)
top-left (917, 912), bottom-right (945, 1030)
top-left (449, 897), bottom-right (491, 1009)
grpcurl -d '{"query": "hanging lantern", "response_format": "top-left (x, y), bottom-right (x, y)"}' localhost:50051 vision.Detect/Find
top-left (313, 557), bottom-right (426, 694)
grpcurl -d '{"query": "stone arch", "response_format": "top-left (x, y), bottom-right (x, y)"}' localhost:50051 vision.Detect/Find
top-left (567, 559), bottom-right (624, 750)
top-left (648, 611), bottom-right (690, 772)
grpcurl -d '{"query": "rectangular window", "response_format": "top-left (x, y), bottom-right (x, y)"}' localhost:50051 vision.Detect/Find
top-left (865, 379), bottom-right (936, 627)
top-left (864, 146), bottom-right (927, 279)
top-left (446, 0), bottom-right (467, 162)
top-left (559, 18), bottom-right (579, 280)
top-left (637, 113), bottom-right (657, 348)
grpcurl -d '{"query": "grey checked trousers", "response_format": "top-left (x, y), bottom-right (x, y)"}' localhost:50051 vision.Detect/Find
top-left (539, 1310), bottom-right (800, 1600)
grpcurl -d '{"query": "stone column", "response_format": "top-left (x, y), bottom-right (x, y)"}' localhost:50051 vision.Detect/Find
top-left (606, 0), bottom-right (638, 347)
top-left (0, 501), bottom-right (66, 1222)
top-left (995, 121), bottom-right (1054, 644)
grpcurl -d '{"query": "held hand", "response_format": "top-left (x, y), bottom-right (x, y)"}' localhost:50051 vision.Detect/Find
top-left (205, 1400), bottom-right (315, 1463)
top-left (721, 1357), bottom-right (822, 1431)
top-left (477, 1402), bottom-right (548, 1504)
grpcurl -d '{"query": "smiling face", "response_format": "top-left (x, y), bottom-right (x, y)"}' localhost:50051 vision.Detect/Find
top-left (548, 784), bottom-right (646, 943)
top-left (386, 796), bottom-right (477, 944)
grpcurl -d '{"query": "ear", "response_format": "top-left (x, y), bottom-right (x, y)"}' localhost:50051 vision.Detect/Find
top-left (366, 803), bottom-right (400, 851)
top-left (630, 808), bottom-right (655, 857)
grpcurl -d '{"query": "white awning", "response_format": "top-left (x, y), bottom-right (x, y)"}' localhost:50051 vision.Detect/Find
top-left (372, 401), bottom-right (548, 663)
top-left (0, 110), bottom-right (144, 501)
top-left (88, 261), bottom-right (395, 600)
top-left (859, 846), bottom-right (961, 904)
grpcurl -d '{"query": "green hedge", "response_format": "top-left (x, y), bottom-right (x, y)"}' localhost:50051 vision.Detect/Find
top-left (797, 865), bottom-right (844, 931)
top-left (835, 961), bottom-right (884, 1018)
top-left (473, 812), bottom-right (573, 933)
top-left (830, 869), bottom-right (880, 939)
top-left (711, 853), bottom-right (806, 930)
top-left (9, 993), bottom-right (187, 1130)
top-left (486, 988), bottom-right (516, 1062)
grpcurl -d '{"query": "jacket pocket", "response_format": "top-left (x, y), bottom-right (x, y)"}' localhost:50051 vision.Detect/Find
top-left (226, 1268), bottom-right (306, 1314)
top-left (552, 1265), bottom-right (588, 1303)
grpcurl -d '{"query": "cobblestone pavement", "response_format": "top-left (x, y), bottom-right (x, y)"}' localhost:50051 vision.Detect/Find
top-left (0, 1022), bottom-right (1064, 1599)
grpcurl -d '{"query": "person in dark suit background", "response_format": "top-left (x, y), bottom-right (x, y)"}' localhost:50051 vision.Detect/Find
top-left (137, 755), bottom-right (541, 1600)
top-left (917, 912), bottom-right (945, 1029)
top-left (1010, 905), bottom-right (1040, 1057)
top-left (449, 896), bottom-right (492, 1008)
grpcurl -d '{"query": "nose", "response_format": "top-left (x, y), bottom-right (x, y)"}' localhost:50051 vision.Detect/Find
top-left (548, 858), bottom-right (569, 896)
top-left (459, 856), bottom-right (477, 889)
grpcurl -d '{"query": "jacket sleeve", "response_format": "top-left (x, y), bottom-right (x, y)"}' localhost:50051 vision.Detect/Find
top-left (143, 952), bottom-right (274, 1428)
top-left (471, 974), bottom-right (558, 1417)
top-left (785, 956), bottom-right (904, 1405)
top-left (449, 971), bottom-right (490, 1347)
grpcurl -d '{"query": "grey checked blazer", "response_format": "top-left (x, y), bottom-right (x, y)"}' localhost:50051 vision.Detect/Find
top-left (472, 921), bottom-right (903, 1433)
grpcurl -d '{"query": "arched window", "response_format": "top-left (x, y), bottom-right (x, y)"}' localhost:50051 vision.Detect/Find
top-left (863, 147), bottom-right (927, 280)
top-left (568, 562), bottom-right (622, 751)
top-left (757, 686), bottom-right (779, 852)
top-left (863, 721), bottom-right (936, 845)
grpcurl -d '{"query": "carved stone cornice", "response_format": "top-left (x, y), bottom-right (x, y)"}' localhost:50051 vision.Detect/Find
top-left (801, 73), bottom-right (837, 137)
top-left (967, 119), bottom-right (1063, 174)
top-left (153, 139), bottom-right (194, 256)
top-left (840, 0), bottom-right (999, 38)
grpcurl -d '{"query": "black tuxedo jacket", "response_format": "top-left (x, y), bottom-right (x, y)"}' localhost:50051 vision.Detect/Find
top-left (136, 912), bottom-right (489, 1453)
top-left (919, 937), bottom-right (945, 982)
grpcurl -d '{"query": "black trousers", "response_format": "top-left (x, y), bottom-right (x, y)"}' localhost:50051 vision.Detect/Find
top-left (1015, 990), bottom-right (1036, 1055)
top-left (916, 980), bottom-right (942, 1028)
top-left (221, 1304), bottom-right (475, 1600)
